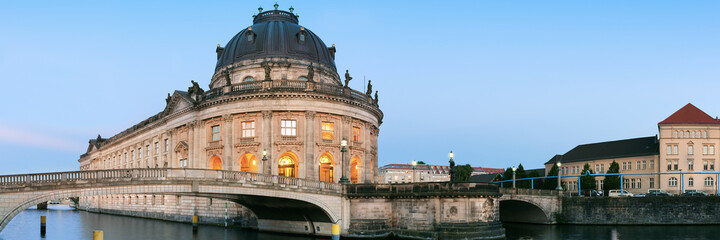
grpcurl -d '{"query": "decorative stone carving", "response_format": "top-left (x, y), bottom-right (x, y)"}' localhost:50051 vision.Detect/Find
top-left (374, 91), bottom-right (378, 106)
top-left (262, 62), bottom-right (272, 80)
top-left (305, 111), bottom-right (316, 119)
top-left (223, 114), bottom-right (233, 123)
top-left (262, 110), bottom-right (273, 119)
top-left (342, 116), bottom-right (352, 124)
top-left (307, 63), bottom-right (315, 82)
top-left (365, 80), bottom-right (372, 96)
top-left (165, 93), bottom-right (171, 105)
top-left (223, 69), bottom-right (232, 86)
top-left (188, 80), bottom-right (205, 97)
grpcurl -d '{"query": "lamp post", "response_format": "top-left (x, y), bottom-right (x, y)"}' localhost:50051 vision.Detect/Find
top-left (556, 161), bottom-right (563, 191)
top-left (339, 139), bottom-right (350, 184)
top-left (448, 151), bottom-right (455, 182)
top-left (412, 160), bottom-right (417, 183)
top-left (512, 166), bottom-right (517, 188)
top-left (262, 149), bottom-right (268, 175)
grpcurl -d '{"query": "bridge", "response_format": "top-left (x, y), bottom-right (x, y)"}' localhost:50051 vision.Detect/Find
top-left (0, 168), bottom-right (344, 236)
top-left (498, 188), bottom-right (562, 224)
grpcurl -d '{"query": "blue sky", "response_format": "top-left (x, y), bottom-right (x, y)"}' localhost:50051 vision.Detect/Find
top-left (0, 1), bottom-right (718, 175)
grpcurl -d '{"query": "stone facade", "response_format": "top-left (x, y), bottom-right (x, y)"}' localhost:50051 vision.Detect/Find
top-left (562, 197), bottom-right (720, 224)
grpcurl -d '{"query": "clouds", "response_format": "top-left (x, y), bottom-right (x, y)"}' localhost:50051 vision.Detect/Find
top-left (0, 124), bottom-right (85, 153)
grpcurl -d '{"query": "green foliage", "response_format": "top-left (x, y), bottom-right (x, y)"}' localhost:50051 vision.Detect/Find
top-left (416, 161), bottom-right (426, 165)
top-left (580, 163), bottom-right (596, 191)
top-left (602, 161), bottom-right (621, 195)
top-left (453, 164), bottom-right (474, 182)
top-left (542, 164), bottom-right (560, 190)
top-left (515, 164), bottom-right (530, 188)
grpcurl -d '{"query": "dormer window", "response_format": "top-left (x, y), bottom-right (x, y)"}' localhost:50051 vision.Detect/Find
top-left (298, 76), bottom-right (309, 81)
top-left (297, 27), bottom-right (306, 44)
top-left (243, 76), bottom-right (256, 82)
top-left (246, 27), bottom-right (256, 43)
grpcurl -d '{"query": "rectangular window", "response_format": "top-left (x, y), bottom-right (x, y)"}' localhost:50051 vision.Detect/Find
top-left (601, 164), bottom-right (605, 173)
top-left (650, 160), bottom-right (654, 169)
top-left (131, 150), bottom-right (135, 161)
top-left (667, 145), bottom-right (672, 154)
top-left (623, 162), bottom-right (627, 170)
top-left (281, 120), bottom-right (297, 136)
top-left (631, 179), bottom-right (636, 189)
top-left (595, 164), bottom-right (599, 173)
top-left (242, 121), bottom-right (255, 137)
top-left (211, 125), bottom-right (220, 141)
top-left (704, 160), bottom-right (709, 170)
top-left (139, 148), bottom-right (142, 159)
top-left (165, 139), bottom-right (169, 152)
top-left (146, 145), bottom-right (150, 157)
top-left (637, 161), bottom-right (641, 170)
top-left (155, 142), bottom-right (159, 154)
top-left (711, 145), bottom-right (715, 155)
top-left (667, 161), bottom-right (672, 171)
top-left (637, 179), bottom-right (641, 189)
top-left (704, 145), bottom-right (709, 155)
top-left (599, 180), bottom-right (604, 190)
top-left (321, 122), bottom-right (334, 140)
top-left (624, 180), bottom-right (630, 189)
top-left (650, 178), bottom-right (655, 188)
top-left (628, 162), bottom-right (631, 170)
top-left (673, 145), bottom-right (678, 155)
top-left (353, 127), bottom-right (361, 142)
top-left (689, 145), bottom-right (694, 155)
top-left (642, 161), bottom-right (647, 169)
top-left (689, 160), bottom-right (694, 171)
top-left (674, 160), bottom-right (678, 170)
top-left (712, 161), bottom-right (715, 170)
top-left (179, 159), bottom-right (188, 168)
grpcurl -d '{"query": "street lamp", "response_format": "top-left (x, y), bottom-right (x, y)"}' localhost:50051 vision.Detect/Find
top-left (512, 166), bottom-right (517, 188)
top-left (448, 151), bottom-right (455, 182)
top-left (339, 139), bottom-right (350, 184)
top-left (262, 149), bottom-right (268, 174)
top-left (412, 160), bottom-right (417, 183)
top-left (556, 161), bottom-right (563, 191)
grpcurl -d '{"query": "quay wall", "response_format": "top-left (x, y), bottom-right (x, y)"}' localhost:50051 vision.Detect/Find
top-left (562, 196), bottom-right (720, 224)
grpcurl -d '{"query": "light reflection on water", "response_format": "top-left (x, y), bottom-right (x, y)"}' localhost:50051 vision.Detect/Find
top-left (0, 205), bottom-right (322, 240)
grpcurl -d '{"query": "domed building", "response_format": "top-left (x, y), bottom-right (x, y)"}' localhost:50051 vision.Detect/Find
top-left (77, 6), bottom-right (382, 226)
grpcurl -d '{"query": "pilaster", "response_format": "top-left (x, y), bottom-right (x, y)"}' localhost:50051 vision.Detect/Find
top-left (223, 114), bottom-right (234, 170)
top-left (305, 111), bottom-right (316, 180)
top-left (262, 110), bottom-right (273, 175)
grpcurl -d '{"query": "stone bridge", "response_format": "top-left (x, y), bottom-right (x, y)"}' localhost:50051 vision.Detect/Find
top-left (0, 168), bottom-right (345, 236)
top-left (498, 188), bottom-right (562, 224)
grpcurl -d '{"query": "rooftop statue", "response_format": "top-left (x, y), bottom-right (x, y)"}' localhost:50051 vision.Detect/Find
top-left (366, 80), bottom-right (372, 96)
top-left (307, 63), bottom-right (315, 82)
top-left (344, 70), bottom-right (352, 87)
top-left (262, 62), bottom-right (272, 80)
top-left (374, 91), bottom-right (379, 105)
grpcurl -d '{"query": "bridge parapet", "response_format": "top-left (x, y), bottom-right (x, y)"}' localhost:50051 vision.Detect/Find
top-left (0, 168), bottom-right (342, 194)
top-left (500, 188), bottom-right (560, 196)
top-left (345, 182), bottom-right (501, 198)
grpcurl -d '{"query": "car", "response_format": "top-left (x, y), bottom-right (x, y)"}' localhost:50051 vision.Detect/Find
top-left (582, 189), bottom-right (603, 197)
top-left (646, 192), bottom-right (671, 197)
top-left (633, 193), bottom-right (646, 197)
top-left (648, 189), bottom-right (670, 195)
top-left (681, 190), bottom-right (709, 196)
top-left (609, 189), bottom-right (634, 197)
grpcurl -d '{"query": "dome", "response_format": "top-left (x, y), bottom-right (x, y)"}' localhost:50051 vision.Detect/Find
top-left (215, 10), bottom-right (337, 72)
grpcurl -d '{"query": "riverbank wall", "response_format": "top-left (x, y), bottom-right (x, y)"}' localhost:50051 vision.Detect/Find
top-left (561, 196), bottom-right (720, 224)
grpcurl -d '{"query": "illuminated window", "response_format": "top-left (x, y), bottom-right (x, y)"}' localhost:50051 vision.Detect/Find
top-left (242, 121), bottom-right (255, 137)
top-left (212, 125), bottom-right (220, 141)
top-left (321, 122), bottom-right (334, 140)
top-left (353, 127), bottom-right (361, 142)
top-left (281, 120), bottom-right (297, 136)
top-left (669, 177), bottom-right (677, 187)
top-left (637, 179), bottom-right (641, 189)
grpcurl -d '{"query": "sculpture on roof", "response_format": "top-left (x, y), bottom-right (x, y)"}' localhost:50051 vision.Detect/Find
top-left (188, 80), bottom-right (205, 100)
top-left (165, 93), bottom-right (171, 105)
top-left (449, 157), bottom-right (456, 182)
top-left (262, 62), bottom-right (272, 80)
top-left (374, 91), bottom-right (379, 105)
top-left (223, 69), bottom-right (232, 86)
top-left (344, 70), bottom-right (352, 87)
top-left (307, 63), bottom-right (315, 82)
top-left (366, 80), bottom-right (372, 96)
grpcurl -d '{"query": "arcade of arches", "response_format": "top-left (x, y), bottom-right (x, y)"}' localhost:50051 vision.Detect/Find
top-left (351, 156), bottom-right (360, 183)
top-left (210, 155), bottom-right (222, 170)
top-left (319, 153), bottom-right (334, 182)
top-left (239, 153), bottom-right (257, 173)
top-left (278, 153), bottom-right (298, 178)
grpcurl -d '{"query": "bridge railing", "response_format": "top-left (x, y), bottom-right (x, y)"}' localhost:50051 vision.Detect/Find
top-left (0, 168), bottom-right (342, 194)
top-left (344, 182), bottom-right (500, 197)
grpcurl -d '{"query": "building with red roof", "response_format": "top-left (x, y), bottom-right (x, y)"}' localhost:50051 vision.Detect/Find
top-left (378, 163), bottom-right (504, 183)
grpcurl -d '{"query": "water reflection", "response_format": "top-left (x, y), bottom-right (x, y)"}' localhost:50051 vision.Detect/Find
top-left (504, 222), bottom-right (720, 240)
top-left (0, 205), bottom-right (323, 240)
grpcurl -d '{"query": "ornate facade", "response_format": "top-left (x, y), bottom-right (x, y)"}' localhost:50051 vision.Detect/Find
top-left (78, 8), bottom-right (382, 185)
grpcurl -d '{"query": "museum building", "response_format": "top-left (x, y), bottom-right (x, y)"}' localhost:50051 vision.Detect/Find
top-left (545, 103), bottom-right (720, 195)
top-left (77, 6), bottom-right (382, 225)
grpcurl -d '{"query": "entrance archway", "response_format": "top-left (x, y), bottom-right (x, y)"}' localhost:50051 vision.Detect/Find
top-left (319, 153), bottom-right (334, 182)
top-left (350, 156), bottom-right (360, 183)
top-left (278, 152), bottom-right (298, 177)
top-left (210, 155), bottom-right (222, 170)
top-left (499, 200), bottom-right (550, 224)
top-left (240, 153), bottom-right (258, 173)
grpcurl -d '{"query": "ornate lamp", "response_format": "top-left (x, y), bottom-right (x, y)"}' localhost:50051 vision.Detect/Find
top-left (512, 166), bottom-right (517, 188)
top-left (556, 161), bottom-right (563, 191)
top-left (339, 139), bottom-right (350, 183)
top-left (412, 160), bottom-right (417, 183)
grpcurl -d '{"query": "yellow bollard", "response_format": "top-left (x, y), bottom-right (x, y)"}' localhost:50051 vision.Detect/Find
top-left (192, 216), bottom-right (198, 232)
top-left (331, 224), bottom-right (340, 240)
top-left (40, 216), bottom-right (46, 235)
top-left (93, 230), bottom-right (103, 240)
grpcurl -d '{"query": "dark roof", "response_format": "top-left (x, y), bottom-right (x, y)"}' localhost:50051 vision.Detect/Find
top-left (215, 10), bottom-right (336, 72)
top-left (525, 168), bottom-right (546, 177)
top-left (469, 174), bottom-right (499, 183)
top-left (659, 103), bottom-right (719, 124)
top-left (545, 136), bottom-right (659, 164)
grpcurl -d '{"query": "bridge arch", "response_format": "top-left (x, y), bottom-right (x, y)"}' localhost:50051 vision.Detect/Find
top-left (499, 199), bottom-right (551, 224)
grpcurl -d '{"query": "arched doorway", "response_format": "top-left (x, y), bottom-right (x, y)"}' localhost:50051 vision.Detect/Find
top-left (239, 153), bottom-right (258, 173)
top-left (318, 153), bottom-right (334, 182)
top-left (278, 152), bottom-right (297, 177)
top-left (210, 155), bottom-right (222, 170)
top-left (350, 156), bottom-right (360, 183)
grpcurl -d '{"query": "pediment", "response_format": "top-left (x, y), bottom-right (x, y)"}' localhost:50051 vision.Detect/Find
top-left (163, 91), bottom-right (195, 115)
top-left (175, 141), bottom-right (189, 152)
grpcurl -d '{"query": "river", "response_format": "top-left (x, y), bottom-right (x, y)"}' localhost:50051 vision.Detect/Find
top-left (2, 206), bottom-right (719, 240)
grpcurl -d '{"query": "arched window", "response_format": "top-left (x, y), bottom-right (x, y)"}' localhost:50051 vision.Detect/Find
top-left (689, 177), bottom-right (694, 187)
top-left (209, 155), bottom-right (222, 170)
top-left (706, 177), bottom-right (714, 186)
top-left (673, 131), bottom-right (678, 138)
top-left (318, 153), bottom-right (334, 182)
top-left (278, 153), bottom-right (297, 178)
top-left (242, 76), bottom-right (255, 82)
top-left (686, 131), bottom-right (690, 138)
top-left (704, 131), bottom-right (708, 138)
top-left (239, 153), bottom-right (257, 173)
top-left (680, 131), bottom-right (684, 138)
top-left (298, 76), bottom-right (309, 81)
top-left (669, 177), bottom-right (677, 186)
top-left (691, 131), bottom-right (696, 138)
top-left (350, 156), bottom-right (360, 183)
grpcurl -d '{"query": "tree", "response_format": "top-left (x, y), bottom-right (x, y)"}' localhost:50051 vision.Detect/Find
top-left (416, 161), bottom-right (426, 165)
top-left (542, 164), bottom-right (560, 190)
top-left (527, 170), bottom-right (540, 189)
top-left (515, 164), bottom-right (529, 188)
top-left (580, 163), bottom-right (596, 192)
top-left (453, 164), bottom-right (474, 182)
top-left (603, 161), bottom-right (621, 196)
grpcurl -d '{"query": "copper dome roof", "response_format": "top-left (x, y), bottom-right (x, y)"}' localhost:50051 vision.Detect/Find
top-left (215, 10), bottom-right (337, 72)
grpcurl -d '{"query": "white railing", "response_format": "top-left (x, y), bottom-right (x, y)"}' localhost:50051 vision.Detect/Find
top-left (0, 168), bottom-right (342, 194)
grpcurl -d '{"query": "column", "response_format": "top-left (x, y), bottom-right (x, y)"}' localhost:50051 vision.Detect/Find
top-left (262, 110), bottom-right (272, 175)
top-left (196, 121), bottom-right (205, 168)
top-left (168, 129), bottom-right (175, 168)
top-left (223, 114), bottom-right (234, 170)
top-left (305, 111), bottom-right (316, 180)
top-left (342, 116), bottom-right (352, 181)
top-left (187, 122), bottom-right (195, 168)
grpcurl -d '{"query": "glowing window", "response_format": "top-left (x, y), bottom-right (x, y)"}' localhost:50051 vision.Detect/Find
top-left (281, 120), bottom-right (297, 136)
top-left (242, 121), bottom-right (255, 137)
top-left (212, 125), bottom-right (220, 141)
top-left (322, 122), bottom-right (334, 140)
top-left (353, 127), bottom-right (361, 142)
